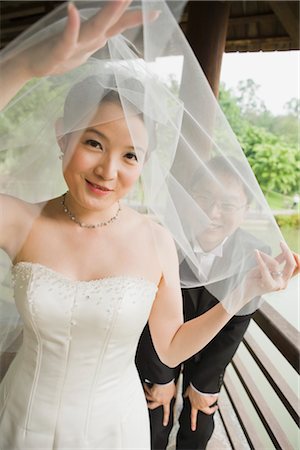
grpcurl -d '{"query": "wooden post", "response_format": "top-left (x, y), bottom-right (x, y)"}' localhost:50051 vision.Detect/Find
top-left (185, 1), bottom-right (230, 97)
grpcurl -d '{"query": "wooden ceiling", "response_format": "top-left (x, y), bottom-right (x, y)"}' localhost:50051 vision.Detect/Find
top-left (222, 1), bottom-right (299, 52)
top-left (0, 1), bottom-right (299, 52)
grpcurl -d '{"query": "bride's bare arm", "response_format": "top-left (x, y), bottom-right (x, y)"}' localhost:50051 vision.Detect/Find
top-left (0, 194), bottom-right (38, 258)
top-left (148, 230), bottom-right (296, 368)
top-left (0, 1), bottom-right (158, 111)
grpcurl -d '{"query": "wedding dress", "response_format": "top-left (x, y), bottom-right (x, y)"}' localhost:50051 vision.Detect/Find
top-left (0, 261), bottom-right (157, 450)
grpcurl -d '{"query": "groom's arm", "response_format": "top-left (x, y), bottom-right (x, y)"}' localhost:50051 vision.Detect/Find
top-left (189, 312), bottom-right (252, 394)
top-left (135, 323), bottom-right (178, 384)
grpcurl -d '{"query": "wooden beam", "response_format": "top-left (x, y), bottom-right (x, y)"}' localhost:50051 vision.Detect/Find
top-left (1, 25), bottom-right (29, 36)
top-left (226, 36), bottom-right (291, 46)
top-left (218, 389), bottom-right (250, 449)
top-left (232, 355), bottom-right (292, 449)
top-left (228, 13), bottom-right (276, 26)
top-left (244, 332), bottom-right (299, 426)
top-left (185, 1), bottom-right (230, 97)
top-left (225, 36), bottom-right (296, 52)
top-left (253, 302), bottom-right (300, 373)
top-left (223, 373), bottom-right (266, 448)
top-left (269, 1), bottom-right (299, 44)
top-left (1, 6), bottom-right (46, 20)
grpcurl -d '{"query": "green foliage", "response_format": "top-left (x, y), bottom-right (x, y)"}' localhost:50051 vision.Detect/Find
top-left (0, 78), bottom-right (63, 136)
top-left (270, 114), bottom-right (299, 146)
top-left (275, 214), bottom-right (300, 252)
top-left (235, 79), bottom-right (267, 115)
top-left (247, 142), bottom-right (299, 194)
top-left (218, 84), bottom-right (247, 136)
top-left (219, 82), bottom-right (299, 196)
top-left (242, 109), bottom-right (298, 148)
top-left (284, 97), bottom-right (300, 116)
top-left (275, 214), bottom-right (300, 229)
top-left (265, 191), bottom-right (293, 210)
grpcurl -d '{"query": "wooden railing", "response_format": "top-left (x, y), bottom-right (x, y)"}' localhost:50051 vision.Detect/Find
top-left (219, 302), bottom-right (299, 449)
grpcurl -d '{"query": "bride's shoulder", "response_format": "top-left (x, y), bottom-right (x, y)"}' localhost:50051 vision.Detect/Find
top-left (0, 193), bottom-right (41, 219)
top-left (124, 206), bottom-right (176, 249)
top-left (0, 194), bottom-right (43, 255)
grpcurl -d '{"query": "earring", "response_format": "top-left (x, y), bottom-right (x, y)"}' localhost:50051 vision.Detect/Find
top-left (59, 151), bottom-right (64, 160)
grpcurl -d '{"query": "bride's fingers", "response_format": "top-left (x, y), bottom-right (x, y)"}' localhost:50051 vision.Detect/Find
top-left (80, 0), bottom-right (132, 41)
top-left (279, 241), bottom-right (296, 280)
top-left (255, 250), bottom-right (278, 288)
top-left (62, 3), bottom-right (80, 48)
top-left (53, 3), bottom-right (80, 65)
top-left (256, 251), bottom-right (280, 272)
top-left (258, 246), bottom-right (295, 283)
top-left (106, 9), bottom-right (160, 37)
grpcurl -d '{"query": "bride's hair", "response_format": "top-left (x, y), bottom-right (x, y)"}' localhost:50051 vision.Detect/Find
top-left (63, 75), bottom-right (145, 133)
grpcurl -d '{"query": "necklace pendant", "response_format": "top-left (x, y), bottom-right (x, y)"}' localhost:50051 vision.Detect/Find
top-left (61, 192), bottom-right (121, 229)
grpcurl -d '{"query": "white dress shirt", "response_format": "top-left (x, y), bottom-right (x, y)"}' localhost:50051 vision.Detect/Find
top-left (193, 238), bottom-right (227, 281)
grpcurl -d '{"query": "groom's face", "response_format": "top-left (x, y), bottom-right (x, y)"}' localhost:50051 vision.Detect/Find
top-left (195, 173), bottom-right (249, 250)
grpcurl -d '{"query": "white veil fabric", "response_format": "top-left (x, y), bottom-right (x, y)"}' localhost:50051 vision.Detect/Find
top-left (0, 0), bottom-right (286, 355)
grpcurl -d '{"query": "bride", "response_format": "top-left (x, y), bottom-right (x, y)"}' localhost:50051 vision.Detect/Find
top-left (0, 2), bottom-right (297, 449)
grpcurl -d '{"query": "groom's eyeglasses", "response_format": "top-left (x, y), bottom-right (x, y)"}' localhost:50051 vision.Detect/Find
top-left (195, 195), bottom-right (248, 214)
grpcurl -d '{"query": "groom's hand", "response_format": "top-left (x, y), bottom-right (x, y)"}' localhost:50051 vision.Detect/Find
top-left (184, 386), bottom-right (218, 431)
top-left (144, 382), bottom-right (176, 426)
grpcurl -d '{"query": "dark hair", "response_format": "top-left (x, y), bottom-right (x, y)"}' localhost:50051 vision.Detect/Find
top-left (63, 75), bottom-right (145, 132)
top-left (191, 156), bottom-right (253, 203)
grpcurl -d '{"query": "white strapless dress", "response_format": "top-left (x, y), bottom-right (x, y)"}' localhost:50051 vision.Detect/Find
top-left (0, 262), bottom-right (157, 450)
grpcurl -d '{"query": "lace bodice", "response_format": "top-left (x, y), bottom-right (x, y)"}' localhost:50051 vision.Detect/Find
top-left (0, 262), bottom-right (157, 449)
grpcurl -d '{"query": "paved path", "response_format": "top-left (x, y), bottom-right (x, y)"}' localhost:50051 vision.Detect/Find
top-left (272, 209), bottom-right (299, 215)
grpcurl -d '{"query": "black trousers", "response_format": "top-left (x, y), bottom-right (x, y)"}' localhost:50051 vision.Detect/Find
top-left (149, 395), bottom-right (215, 450)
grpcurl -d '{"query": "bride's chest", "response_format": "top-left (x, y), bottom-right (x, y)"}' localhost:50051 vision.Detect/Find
top-left (12, 262), bottom-right (157, 340)
top-left (17, 226), bottom-right (157, 281)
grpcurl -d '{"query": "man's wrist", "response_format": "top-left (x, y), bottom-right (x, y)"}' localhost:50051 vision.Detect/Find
top-left (190, 383), bottom-right (218, 396)
top-left (145, 378), bottom-right (175, 386)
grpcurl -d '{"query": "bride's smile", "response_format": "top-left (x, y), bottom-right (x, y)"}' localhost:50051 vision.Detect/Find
top-left (58, 100), bottom-right (148, 222)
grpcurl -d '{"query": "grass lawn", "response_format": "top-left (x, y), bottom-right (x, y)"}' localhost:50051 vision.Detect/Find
top-left (281, 228), bottom-right (299, 253)
top-left (265, 191), bottom-right (293, 210)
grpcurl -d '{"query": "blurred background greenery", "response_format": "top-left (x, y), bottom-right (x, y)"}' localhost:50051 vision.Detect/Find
top-left (219, 79), bottom-right (299, 252)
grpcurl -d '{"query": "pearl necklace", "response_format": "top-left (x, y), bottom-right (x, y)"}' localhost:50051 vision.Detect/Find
top-left (61, 193), bottom-right (121, 229)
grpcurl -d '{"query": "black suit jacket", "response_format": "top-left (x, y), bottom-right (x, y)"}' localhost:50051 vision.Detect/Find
top-left (135, 229), bottom-right (269, 393)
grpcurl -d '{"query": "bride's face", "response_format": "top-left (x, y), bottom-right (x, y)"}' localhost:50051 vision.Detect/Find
top-left (60, 101), bottom-right (148, 213)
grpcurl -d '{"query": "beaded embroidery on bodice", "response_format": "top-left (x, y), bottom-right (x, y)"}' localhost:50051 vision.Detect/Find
top-left (0, 262), bottom-right (157, 449)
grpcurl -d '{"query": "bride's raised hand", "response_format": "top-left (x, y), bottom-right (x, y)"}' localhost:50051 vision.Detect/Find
top-left (222, 242), bottom-right (296, 315)
top-left (0, 1), bottom-right (159, 110)
top-left (22, 1), bottom-right (158, 78)
top-left (248, 241), bottom-right (296, 297)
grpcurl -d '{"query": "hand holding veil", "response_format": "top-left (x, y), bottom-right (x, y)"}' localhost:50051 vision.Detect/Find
top-left (0, 0), bottom-right (296, 358)
top-left (0, 1), bottom-right (159, 109)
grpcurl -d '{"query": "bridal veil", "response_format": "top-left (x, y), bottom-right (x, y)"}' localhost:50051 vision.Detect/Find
top-left (0, 0), bottom-right (286, 354)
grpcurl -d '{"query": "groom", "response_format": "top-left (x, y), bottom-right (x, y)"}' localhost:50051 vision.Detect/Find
top-left (136, 156), bottom-right (270, 449)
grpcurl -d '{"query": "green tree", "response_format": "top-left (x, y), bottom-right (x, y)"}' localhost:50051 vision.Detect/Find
top-left (218, 83), bottom-right (247, 137)
top-left (247, 142), bottom-right (299, 195)
top-left (284, 97), bottom-right (300, 116)
top-left (236, 79), bottom-right (267, 115)
top-left (219, 83), bottom-right (299, 196)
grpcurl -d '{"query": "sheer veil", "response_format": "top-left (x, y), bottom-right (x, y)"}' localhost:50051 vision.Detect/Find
top-left (0, 0), bottom-right (286, 354)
